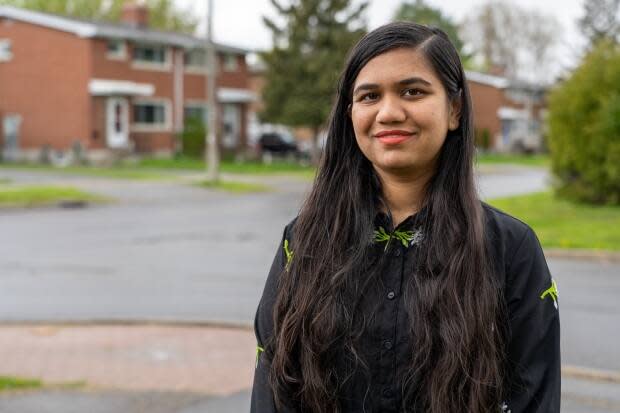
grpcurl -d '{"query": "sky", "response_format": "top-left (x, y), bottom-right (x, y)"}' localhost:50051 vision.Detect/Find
top-left (174, 0), bottom-right (587, 79)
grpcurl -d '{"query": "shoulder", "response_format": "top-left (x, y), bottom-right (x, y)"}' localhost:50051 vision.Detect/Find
top-left (480, 202), bottom-right (546, 287)
top-left (481, 202), bottom-right (532, 246)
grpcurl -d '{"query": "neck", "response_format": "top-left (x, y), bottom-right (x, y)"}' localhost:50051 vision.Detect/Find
top-left (375, 166), bottom-right (434, 227)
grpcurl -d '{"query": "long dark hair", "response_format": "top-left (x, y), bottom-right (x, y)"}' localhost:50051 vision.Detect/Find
top-left (268, 22), bottom-right (505, 412)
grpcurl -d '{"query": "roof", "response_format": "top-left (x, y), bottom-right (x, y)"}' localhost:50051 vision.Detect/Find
top-left (0, 5), bottom-right (248, 54)
top-left (465, 71), bottom-right (510, 89)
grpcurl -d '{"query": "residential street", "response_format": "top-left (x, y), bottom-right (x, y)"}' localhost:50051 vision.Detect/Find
top-left (0, 165), bottom-right (618, 412)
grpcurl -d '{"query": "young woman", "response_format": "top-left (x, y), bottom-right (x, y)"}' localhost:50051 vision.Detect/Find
top-left (251, 22), bottom-right (560, 413)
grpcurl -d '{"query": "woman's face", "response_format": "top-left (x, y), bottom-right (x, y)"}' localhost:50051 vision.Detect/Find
top-left (350, 47), bottom-right (460, 177)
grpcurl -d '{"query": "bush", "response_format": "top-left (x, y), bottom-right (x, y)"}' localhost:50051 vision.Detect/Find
top-left (474, 128), bottom-right (492, 151)
top-left (547, 40), bottom-right (620, 204)
top-left (179, 117), bottom-right (206, 158)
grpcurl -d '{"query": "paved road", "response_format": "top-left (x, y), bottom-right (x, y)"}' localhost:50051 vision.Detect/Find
top-left (0, 166), bottom-right (549, 325)
top-left (1, 166), bottom-right (619, 372)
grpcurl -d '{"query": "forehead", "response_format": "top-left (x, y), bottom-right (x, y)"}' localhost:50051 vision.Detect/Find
top-left (353, 47), bottom-right (440, 87)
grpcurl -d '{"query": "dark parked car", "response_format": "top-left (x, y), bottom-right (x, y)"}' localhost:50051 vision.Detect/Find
top-left (258, 132), bottom-right (298, 156)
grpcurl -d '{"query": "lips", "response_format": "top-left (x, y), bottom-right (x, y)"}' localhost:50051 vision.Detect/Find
top-left (374, 130), bottom-right (414, 144)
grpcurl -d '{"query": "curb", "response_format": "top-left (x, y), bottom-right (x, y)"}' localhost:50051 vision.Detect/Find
top-left (562, 365), bottom-right (620, 383)
top-left (544, 248), bottom-right (620, 263)
top-left (0, 319), bottom-right (254, 330)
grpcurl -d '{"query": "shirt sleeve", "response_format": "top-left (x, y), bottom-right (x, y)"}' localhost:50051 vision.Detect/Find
top-left (250, 225), bottom-right (289, 413)
top-left (503, 227), bottom-right (561, 413)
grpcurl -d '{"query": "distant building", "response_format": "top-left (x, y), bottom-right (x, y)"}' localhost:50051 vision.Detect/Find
top-left (466, 71), bottom-right (547, 152)
top-left (0, 4), bottom-right (255, 163)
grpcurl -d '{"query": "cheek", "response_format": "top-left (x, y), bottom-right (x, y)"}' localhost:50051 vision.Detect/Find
top-left (351, 108), bottom-right (373, 137)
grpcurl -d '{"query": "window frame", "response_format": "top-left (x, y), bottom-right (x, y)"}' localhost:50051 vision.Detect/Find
top-left (222, 53), bottom-right (238, 72)
top-left (0, 39), bottom-right (13, 62)
top-left (131, 43), bottom-right (171, 71)
top-left (183, 100), bottom-right (209, 125)
top-left (183, 48), bottom-right (208, 74)
top-left (106, 39), bottom-right (127, 61)
top-left (131, 98), bottom-right (172, 132)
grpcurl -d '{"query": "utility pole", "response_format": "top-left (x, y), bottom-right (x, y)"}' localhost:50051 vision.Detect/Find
top-left (205, 0), bottom-right (219, 182)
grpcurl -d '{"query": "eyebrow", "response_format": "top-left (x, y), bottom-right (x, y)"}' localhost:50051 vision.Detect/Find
top-left (352, 77), bottom-right (432, 96)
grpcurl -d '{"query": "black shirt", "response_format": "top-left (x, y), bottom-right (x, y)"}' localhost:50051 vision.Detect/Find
top-left (251, 203), bottom-right (561, 412)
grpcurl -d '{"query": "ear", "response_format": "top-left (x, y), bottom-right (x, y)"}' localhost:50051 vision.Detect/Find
top-left (448, 92), bottom-right (462, 131)
top-left (347, 103), bottom-right (352, 117)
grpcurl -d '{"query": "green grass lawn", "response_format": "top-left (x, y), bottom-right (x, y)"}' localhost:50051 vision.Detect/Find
top-left (197, 179), bottom-right (272, 193)
top-left (476, 153), bottom-right (550, 167)
top-left (0, 376), bottom-right (42, 392)
top-left (1, 158), bottom-right (316, 179)
top-left (488, 191), bottom-right (620, 251)
top-left (137, 156), bottom-right (316, 176)
top-left (0, 163), bottom-right (168, 180)
top-left (0, 185), bottom-right (105, 208)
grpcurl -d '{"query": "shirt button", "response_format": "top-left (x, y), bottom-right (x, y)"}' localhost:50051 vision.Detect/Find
top-left (383, 340), bottom-right (393, 350)
top-left (393, 249), bottom-right (401, 257)
top-left (382, 388), bottom-right (393, 398)
top-left (387, 291), bottom-right (395, 300)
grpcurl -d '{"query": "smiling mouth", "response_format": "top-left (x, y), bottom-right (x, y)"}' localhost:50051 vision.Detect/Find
top-left (374, 130), bottom-right (415, 144)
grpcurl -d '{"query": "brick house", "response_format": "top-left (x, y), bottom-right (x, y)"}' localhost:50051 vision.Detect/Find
top-left (0, 4), bottom-right (255, 163)
top-left (466, 71), bottom-right (547, 152)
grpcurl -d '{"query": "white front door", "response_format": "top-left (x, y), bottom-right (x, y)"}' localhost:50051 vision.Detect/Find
top-left (222, 104), bottom-right (240, 149)
top-left (106, 97), bottom-right (129, 148)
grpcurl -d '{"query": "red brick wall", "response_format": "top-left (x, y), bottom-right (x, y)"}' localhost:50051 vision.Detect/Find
top-left (468, 81), bottom-right (505, 148)
top-left (0, 18), bottom-right (92, 150)
top-left (0, 18), bottom-right (251, 155)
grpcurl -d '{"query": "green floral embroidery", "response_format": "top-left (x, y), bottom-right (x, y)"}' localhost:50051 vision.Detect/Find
top-left (373, 226), bottom-right (423, 250)
top-left (283, 239), bottom-right (294, 269)
top-left (540, 279), bottom-right (559, 309)
top-left (256, 345), bottom-right (264, 368)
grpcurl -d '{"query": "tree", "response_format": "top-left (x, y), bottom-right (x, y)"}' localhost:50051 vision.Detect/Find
top-left (0, 0), bottom-right (198, 34)
top-left (393, 0), bottom-right (471, 66)
top-left (460, 1), bottom-right (560, 82)
top-left (260, 0), bottom-right (367, 163)
top-left (578, 0), bottom-right (620, 47)
top-left (547, 39), bottom-right (620, 204)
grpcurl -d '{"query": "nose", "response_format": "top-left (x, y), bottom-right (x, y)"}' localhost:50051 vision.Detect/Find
top-left (376, 95), bottom-right (406, 124)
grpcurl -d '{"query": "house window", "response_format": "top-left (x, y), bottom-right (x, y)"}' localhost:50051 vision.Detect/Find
top-left (132, 100), bottom-right (170, 131)
top-left (106, 39), bottom-right (126, 60)
top-left (222, 53), bottom-right (238, 71)
top-left (133, 44), bottom-right (168, 65)
top-left (0, 39), bottom-right (13, 62)
top-left (184, 104), bottom-right (209, 125)
top-left (184, 49), bottom-right (207, 68)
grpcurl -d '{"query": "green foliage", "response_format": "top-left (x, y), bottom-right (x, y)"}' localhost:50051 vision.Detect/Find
top-left (0, 185), bottom-right (104, 207)
top-left (198, 180), bottom-right (272, 193)
top-left (393, 0), bottom-right (471, 66)
top-left (474, 128), bottom-right (491, 150)
top-left (0, 376), bottom-right (42, 391)
top-left (0, 0), bottom-right (198, 33)
top-left (180, 116), bottom-right (206, 158)
top-left (547, 39), bottom-right (620, 204)
top-left (488, 191), bottom-right (620, 251)
top-left (260, 0), bottom-right (367, 131)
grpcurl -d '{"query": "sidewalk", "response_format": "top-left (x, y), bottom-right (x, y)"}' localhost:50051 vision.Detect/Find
top-left (0, 324), bottom-right (256, 395)
top-left (2, 324), bottom-right (620, 413)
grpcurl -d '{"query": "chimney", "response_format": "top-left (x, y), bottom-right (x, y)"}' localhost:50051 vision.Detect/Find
top-left (121, 1), bottom-right (149, 28)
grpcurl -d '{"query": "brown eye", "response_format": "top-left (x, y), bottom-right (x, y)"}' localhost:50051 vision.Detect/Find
top-left (403, 88), bottom-right (423, 97)
top-left (360, 92), bottom-right (379, 101)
